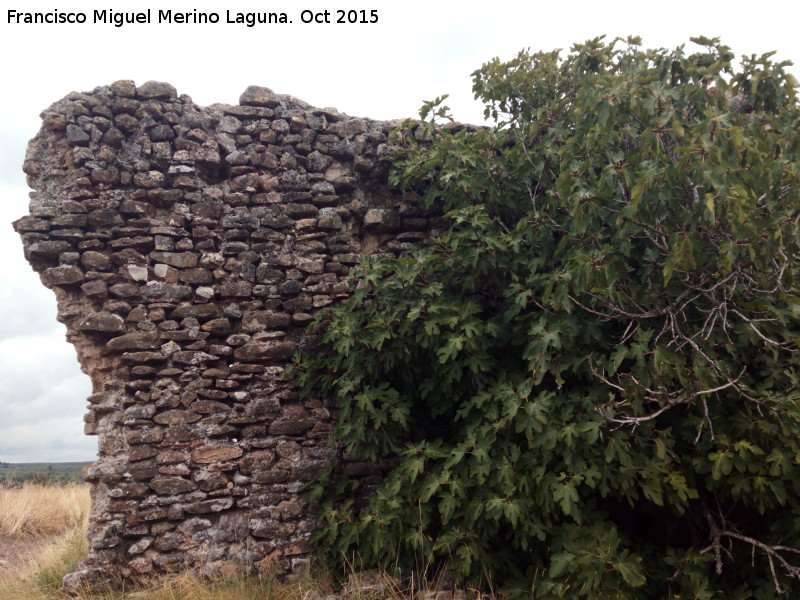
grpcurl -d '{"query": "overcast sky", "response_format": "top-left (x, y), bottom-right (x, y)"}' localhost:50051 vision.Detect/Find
top-left (1, 0), bottom-right (799, 463)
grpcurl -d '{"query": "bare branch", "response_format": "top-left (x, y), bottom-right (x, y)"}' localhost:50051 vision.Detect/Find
top-left (730, 308), bottom-right (796, 350)
top-left (701, 510), bottom-right (800, 595)
top-left (596, 368), bottom-right (745, 432)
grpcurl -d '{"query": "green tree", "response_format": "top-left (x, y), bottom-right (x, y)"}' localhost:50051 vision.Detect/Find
top-left (296, 37), bottom-right (800, 598)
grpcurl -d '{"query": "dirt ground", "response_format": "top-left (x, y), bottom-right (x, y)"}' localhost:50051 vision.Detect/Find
top-left (0, 534), bottom-right (49, 573)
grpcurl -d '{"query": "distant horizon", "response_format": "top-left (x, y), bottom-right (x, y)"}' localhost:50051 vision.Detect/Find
top-left (0, 460), bottom-right (93, 465)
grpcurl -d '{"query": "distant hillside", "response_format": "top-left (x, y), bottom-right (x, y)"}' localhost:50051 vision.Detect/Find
top-left (0, 462), bottom-right (91, 486)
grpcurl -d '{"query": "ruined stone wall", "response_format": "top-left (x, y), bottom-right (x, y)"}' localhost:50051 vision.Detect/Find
top-left (14, 81), bottom-right (452, 586)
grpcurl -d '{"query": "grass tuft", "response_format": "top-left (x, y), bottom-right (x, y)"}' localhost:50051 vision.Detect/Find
top-left (0, 483), bottom-right (91, 538)
top-left (0, 482), bottom-right (494, 599)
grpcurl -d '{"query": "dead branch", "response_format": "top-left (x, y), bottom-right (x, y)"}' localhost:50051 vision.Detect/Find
top-left (701, 514), bottom-right (800, 595)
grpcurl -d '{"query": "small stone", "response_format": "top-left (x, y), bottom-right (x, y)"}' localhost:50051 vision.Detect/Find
top-left (136, 81), bottom-right (177, 99)
top-left (237, 450), bottom-right (276, 474)
top-left (121, 351), bottom-right (166, 364)
top-left (110, 79), bottom-right (137, 97)
top-left (109, 283), bottom-right (140, 298)
top-left (107, 332), bottom-right (160, 351)
top-left (124, 405), bottom-right (157, 420)
top-left (28, 240), bottom-right (72, 260)
top-left (296, 258), bottom-right (324, 274)
top-left (126, 265), bottom-right (149, 281)
top-left (141, 282), bottom-right (192, 301)
top-left (239, 86), bottom-right (280, 107)
top-left (12, 216), bottom-right (49, 232)
top-left (133, 171), bottom-right (166, 188)
top-left (364, 208), bottom-right (401, 232)
top-left (91, 169), bottom-right (120, 185)
top-left (80, 252), bottom-right (114, 275)
top-left (278, 280), bottom-right (302, 295)
top-left (77, 312), bottom-right (125, 333)
top-left (285, 203), bottom-right (318, 218)
top-left (154, 532), bottom-right (184, 551)
top-left (130, 556), bottom-right (154, 574)
top-left (196, 286), bottom-right (215, 299)
top-left (126, 429), bottom-right (164, 445)
top-left (219, 280), bottom-right (252, 297)
top-left (329, 142), bottom-right (356, 161)
top-left (148, 189), bottom-right (184, 206)
top-left (172, 351), bottom-right (219, 365)
top-left (42, 113), bottom-right (67, 131)
top-left (89, 208), bottom-right (125, 228)
top-left (276, 498), bottom-right (304, 520)
top-left (242, 311), bottom-right (291, 332)
top-left (42, 265), bottom-right (84, 286)
top-left (268, 414), bottom-right (314, 435)
top-left (149, 477), bottom-right (197, 495)
top-left (201, 318), bottom-right (232, 334)
top-left (306, 151), bottom-right (333, 172)
top-left (103, 127), bottom-right (125, 147)
top-left (170, 304), bottom-right (220, 320)
top-left (192, 400), bottom-right (229, 414)
top-left (150, 251), bottom-right (198, 268)
top-left (153, 410), bottom-right (201, 425)
top-left (218, 116), bottom-right (242, 134)
top-left (184, 498), bottom-right (234, 514)
top-left (233, 341), bottom-right (298, 362)
top-left (66, 124), bottom-right (90, 146)
top-left (81, 280), bottom-right (108, 298)
top-left (249, 518), bottom-right (295, 538)
top-left (317, 208), bottom-right (343, 229)
top-left (128, 537), bottom-right (153, 555)
top-left (180, 267), bottom-right (213, 285)
top-left (192, 444), bottom-right (244, 464)
top-left (150, 125), bottom-right (175, 141)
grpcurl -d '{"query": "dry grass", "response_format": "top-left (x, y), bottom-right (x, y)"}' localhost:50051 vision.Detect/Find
top-left (0, 482), bottom-right (91, 599)
top-left (0, 483), bottom-right (489, 600)
top-left (0, 525), bottom-right (89, 599)
top-left (0, 522), bottom-right (333, 600)
top-left (0, 482), bottom-right (335, 600)
top-left (107, 571), bottom-right (334, 600)
top-left (0, 483), bottom-right (91, 538)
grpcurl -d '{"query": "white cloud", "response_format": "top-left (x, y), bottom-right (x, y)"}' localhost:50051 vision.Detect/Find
top-left (0, 417), bottom-right (97, 463)
top-left (0, 336), bottom-right (94, 462)
top-left (0, 186), bottom-right (66, 340)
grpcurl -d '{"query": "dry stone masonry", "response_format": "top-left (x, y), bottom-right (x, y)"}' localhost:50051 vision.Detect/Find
top-left (14, 81), bottom-right (459, 587)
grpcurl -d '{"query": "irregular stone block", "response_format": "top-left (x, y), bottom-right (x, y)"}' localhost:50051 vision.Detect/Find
top-left (66, 124), bottom-right (90, 146)
top-left (150, 251), bottom-right (199, 268)
top-left (107, 332), bottom-right (159, 351)
top-left (185, 498), bottom-right (234, 514)
top-left (136, 80), bottom-right (177, 99)
top-left (27, 240), bottom-right (72, 260)
top-left (141, 282), bottom-right (192, 301)
top-left (364, 208), bottom-right (401, 232)
top-left (149, 477), bottom-right (197, 495)
top-left (233, 341), bottom-right (298, 362)
top-left (153, 410), bottom-right (201, 425)
top-left (78, 312), bottom-right (125, 334)
top-left (240, 86), bottom-right (280, 107)
top-left (192, 444), bottom-right (244, 464)
top-left (42, 265), bottom-right (84, 286)
top-left (172, 351), bottom-right (219, 365)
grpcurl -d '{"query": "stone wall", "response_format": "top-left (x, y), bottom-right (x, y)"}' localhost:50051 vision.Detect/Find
top-left (14, 81), bottom-right (455, 586)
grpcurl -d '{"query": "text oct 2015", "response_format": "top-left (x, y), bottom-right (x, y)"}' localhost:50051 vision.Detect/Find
top-left (6, 8), bottom-right (380, 27)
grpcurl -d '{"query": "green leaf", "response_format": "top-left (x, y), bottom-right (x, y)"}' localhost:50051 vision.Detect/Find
top-left (296, 36), bottom-right (800, 597)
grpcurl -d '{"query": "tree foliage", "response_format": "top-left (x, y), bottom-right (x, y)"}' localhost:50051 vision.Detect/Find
top-left (295, 37), bottom-right (800, 598)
